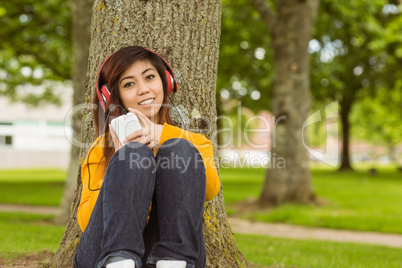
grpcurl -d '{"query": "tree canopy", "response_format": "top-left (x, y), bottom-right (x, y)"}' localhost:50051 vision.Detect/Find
top-left (0, 0), bottom-right (71, 105)
top-left (217, 0), bottom-right (274, 114)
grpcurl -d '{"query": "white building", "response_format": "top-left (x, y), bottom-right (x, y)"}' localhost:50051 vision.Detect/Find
top-left (0, 83), bottom-right (74, 169)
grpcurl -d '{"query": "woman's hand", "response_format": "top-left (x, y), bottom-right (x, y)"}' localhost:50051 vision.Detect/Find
top-left (123, 108), bottom-right (164, 150)
top-left (109, 124), bottom-right (123, 152)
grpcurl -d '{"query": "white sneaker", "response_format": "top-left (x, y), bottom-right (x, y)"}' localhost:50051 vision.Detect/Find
top-left (105, 259), bottom-right (135, 268)
top-left (156, 260), bottom-right (186, 268)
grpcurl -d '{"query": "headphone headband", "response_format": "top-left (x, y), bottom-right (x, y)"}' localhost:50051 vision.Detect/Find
top-left (96, 47), bottom-right (177, 113)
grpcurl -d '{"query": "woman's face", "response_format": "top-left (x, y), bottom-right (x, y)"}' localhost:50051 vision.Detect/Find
top-left (118, 60), bottom-right (164, 123)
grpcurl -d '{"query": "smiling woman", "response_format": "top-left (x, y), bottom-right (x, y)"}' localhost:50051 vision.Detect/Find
top-left (74, 46), bottom-right (221, 268)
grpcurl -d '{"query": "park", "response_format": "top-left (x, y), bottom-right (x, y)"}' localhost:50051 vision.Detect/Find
top-left (0, 0), bottom-right (401, 267)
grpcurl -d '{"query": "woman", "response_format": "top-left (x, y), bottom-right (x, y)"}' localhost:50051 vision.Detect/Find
top-left (73, 46), bottom-right (220, 268)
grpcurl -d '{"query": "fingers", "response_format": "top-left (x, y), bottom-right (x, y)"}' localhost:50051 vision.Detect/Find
top-left (135, 131), bottom-right (153, 145)
top-left (123, 128), bottom-right (147, 143)
top-left (128, 108), bottom-right (151, 128)
top-left (147, 139), bottom-right (159, 150)
top-left (119, 108), bottom-right (159, 149)
top-left (124, 108), bottom-right (153, 142)
top-left (136, 135), bottom-right (157, 150)
top-left (123, 128), bottom-right (157, 149)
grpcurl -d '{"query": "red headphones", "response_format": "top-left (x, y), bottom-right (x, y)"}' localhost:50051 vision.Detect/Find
top-left (95, 47), bottom-right (177, 113)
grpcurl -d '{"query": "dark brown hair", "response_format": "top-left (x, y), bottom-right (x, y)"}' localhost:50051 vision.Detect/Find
top-left (92, 46), bottom-right (176, 169)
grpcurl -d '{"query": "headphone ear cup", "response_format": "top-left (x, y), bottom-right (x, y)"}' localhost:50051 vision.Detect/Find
top-left (96, 84), bottom-right (110, 112)
top-left (165, 70), bottom-right (174, 95)
top-left (101, 84), bottom-right (111, 99)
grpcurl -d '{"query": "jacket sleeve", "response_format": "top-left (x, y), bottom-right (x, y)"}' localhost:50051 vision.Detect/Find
top-left (159, 123), bottom-right (221, 201)
top-left (77, 136), bottom-right (106, 232)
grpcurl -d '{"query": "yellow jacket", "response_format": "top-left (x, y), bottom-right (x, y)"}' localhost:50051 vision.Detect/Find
top-left (77, 123), bottom-right (221, 232)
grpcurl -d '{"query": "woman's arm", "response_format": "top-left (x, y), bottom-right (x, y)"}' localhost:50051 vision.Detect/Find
top-left (77, 136), bottom-right (106, 232)
top-left (159, 123), bottom-right (221, 201)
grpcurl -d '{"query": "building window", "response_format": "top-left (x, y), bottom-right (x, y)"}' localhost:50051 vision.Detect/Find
top-left (0, 135), bottom-right (12, 146)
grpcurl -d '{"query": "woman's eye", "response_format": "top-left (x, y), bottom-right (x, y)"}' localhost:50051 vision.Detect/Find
top-left (124, 82), bottom-right (134, 88)
top-left (146, 75), bottom-right (155, 80)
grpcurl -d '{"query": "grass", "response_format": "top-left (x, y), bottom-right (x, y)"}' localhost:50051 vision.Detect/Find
top-left (1, 211), bottom-right (401, 268)
top-left (235, 233), bottom-right (402, 268)
top-left (1, 167), bottom-right (402, 267)
top-left (0, 169), bottom-right (66, 206)
top-left (220, 165), bottom-right (402, 234)
top-left (0, 212), bottom-right (65, 260)
top-left (1, 212), bottom-right (401, 268)
top-left (3, 167), bottom-right (402, 233)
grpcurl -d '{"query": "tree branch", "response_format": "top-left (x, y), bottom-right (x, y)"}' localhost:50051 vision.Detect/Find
top-left (250, 0), bottom-right (276, 33)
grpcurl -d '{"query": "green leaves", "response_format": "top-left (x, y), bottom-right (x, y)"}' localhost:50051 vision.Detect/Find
top-left (218, 0), bottom-right (274, 113)
top-left (0, 0), bottom-right (72, 106)
top-left (351, 82), bottom-right (402, 146)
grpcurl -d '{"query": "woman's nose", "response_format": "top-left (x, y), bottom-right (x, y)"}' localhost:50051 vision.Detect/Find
top-left (137, 80), bottom-right (150, 95)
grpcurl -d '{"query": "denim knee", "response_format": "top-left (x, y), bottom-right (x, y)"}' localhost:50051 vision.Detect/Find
top-left (157, 138), bottom-right (199, 158)
top-left (156, 138), bottom-right (205, 177)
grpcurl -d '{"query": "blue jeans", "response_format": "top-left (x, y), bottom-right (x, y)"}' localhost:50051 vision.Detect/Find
top-left (74, 138), bottom-right (206, 268)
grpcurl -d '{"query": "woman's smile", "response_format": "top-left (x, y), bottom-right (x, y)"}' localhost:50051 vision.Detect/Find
top-left (138, 98), bottom-right (155, 106)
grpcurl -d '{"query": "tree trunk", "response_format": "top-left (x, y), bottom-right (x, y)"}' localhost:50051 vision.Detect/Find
top-left (254, 0), bottom-right (320, 206)
top-left (52, 1), bottom-right (246, 267)
top-left (338, 99), bottom-right (353, 171)
top-left (55, 0), bottom-right (94, 225)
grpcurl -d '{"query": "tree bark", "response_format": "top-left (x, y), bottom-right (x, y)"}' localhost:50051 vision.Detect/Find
top-left (253, 0), bottom-right (320, 206)
top-left (56, 0), bottom-right (94, 225)
top-left (52, 1), bottom-right (246, 267)
top-left (338, 99), bottom-right (353, 171)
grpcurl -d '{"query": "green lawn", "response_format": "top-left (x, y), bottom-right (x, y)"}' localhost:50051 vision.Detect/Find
top-left (1, 167), bottom-right (402, 267)
top-left (235, 233), bottom-right (402, 268)
top-left (0, 212), bottom-right (65, 260)
top-left (1, 167), bottom-right (402, 233)
top-left (0, 169), bottom-right (66, 206)
top-left (2, 210), bottom-right (401, 268)
top-left (221, 166), bottom-right (402, 234)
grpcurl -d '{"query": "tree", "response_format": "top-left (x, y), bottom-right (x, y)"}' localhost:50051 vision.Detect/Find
top-left (251, 0), bottom-right (320, 206)
top-left (52, 1), bottom-right (247, 267)
top-left (55, 0), bottom-right (93, 224)
top-left (310, 0), bottom-right (402, 170)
